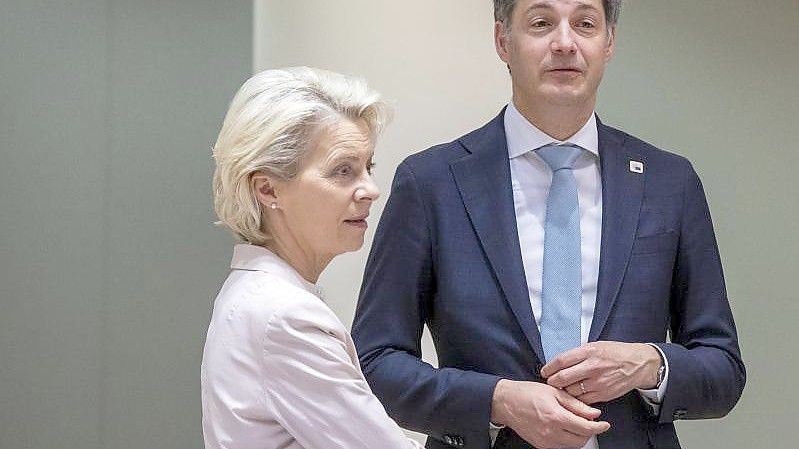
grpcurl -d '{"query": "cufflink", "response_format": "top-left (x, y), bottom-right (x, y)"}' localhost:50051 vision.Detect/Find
top-left (443, 435), bottom-right (464, 447)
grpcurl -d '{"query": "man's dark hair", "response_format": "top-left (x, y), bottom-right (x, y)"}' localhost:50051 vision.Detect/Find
top-left (493, 0), bottom-right (622, 29)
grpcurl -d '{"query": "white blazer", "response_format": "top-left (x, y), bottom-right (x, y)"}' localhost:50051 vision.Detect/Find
top-left (201, 244), bottom-right (422, 449)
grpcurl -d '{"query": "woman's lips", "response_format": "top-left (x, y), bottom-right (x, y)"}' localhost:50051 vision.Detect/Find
top-left (344, 218), bottom-right (368, 229)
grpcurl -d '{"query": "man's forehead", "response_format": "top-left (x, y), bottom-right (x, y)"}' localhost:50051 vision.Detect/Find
top-left (518, 0), bottom-right (603, 13)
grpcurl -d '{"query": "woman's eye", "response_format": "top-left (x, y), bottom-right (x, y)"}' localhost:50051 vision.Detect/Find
top-left (531, 20), bottom-right (550, 28)
top-left (366, 162), bottom-right (376, 175)
top-left (334, 164), bottom-right (353, 177)
top-left (577, 20), bottom-right (595, 29)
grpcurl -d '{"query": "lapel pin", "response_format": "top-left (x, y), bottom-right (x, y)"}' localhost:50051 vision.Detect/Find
top-left (629, 160), bottom-right (644, 174)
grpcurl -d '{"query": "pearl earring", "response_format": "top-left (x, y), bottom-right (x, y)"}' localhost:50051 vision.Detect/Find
top-left (270, 202), bottom-right (278, 210)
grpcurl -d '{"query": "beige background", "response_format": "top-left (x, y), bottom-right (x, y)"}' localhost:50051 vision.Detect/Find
top-left (256, 0), bottom-right (798, 446)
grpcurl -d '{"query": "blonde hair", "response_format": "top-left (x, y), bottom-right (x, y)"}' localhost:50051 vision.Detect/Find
top-left (212, 67), bottom-right (390, 245)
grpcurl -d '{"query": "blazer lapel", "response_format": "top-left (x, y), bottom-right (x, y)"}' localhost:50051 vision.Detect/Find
top-left (450, 110), bottom-right (546, 361)
top-left (589, 120), bottom-right (645, 341)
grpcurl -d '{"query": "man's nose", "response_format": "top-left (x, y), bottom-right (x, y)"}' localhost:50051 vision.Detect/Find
top-left (550, 22), bottom-right (577, 54)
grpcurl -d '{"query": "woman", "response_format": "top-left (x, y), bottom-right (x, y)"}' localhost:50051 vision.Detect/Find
top-left (201, 67), bottom-right (423, 449)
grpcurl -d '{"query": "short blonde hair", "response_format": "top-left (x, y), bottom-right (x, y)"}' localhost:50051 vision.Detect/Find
top-left (212, 67), bottom-right (390, 246)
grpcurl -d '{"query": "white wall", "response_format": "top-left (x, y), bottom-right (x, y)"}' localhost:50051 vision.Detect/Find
top-left (255, 0), bottom-right (798, 446)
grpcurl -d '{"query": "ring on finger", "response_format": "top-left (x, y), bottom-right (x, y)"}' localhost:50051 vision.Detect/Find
top-left (579, 381), bottom-right (587, 395)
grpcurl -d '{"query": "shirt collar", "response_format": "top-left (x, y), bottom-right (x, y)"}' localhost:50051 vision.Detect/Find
top-left (230, 243), bottom-right (320, 296)
top-left (504, 101), bottom-right (599, 159)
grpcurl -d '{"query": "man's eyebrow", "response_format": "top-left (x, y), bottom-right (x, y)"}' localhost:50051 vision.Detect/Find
top-left (574, 2), bottom-right (602, 14)
top-left (523, 1), bottom-right (602, 15)
top-left (525, 1), bottom-right (555, 13)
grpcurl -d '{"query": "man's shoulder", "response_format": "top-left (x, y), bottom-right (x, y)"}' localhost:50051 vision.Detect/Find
top-left (402, 138), bottom-right (465, 168)
top-left (399, 111), bottom-right (505, 175)
top-left (600, 122), bottom-right (693, 170)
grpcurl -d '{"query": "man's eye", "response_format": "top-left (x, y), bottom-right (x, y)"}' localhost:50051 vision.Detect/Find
top-left (531, 20), bottom-right (550, 28)
top-left (577, 20), bottom-right (596, 29)
top-left (366, 162), bottom-right (376, 175)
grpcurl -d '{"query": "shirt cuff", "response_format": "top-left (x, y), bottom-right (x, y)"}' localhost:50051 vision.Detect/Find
top-left (635, 343), bottom-right (669, 414)
top-left (489, 422), bottom-right (505, 446)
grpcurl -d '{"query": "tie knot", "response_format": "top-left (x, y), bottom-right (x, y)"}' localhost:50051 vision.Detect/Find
top-left (536, 144), bottom-right (583, 172)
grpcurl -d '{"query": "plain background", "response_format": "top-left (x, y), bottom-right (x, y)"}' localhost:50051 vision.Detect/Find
top-left (1, 1), bottom-right (251, 448)
top-left (1, 1), bottom-right (796, 448)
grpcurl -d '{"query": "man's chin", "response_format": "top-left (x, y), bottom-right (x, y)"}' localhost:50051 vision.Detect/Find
top-left (540, 89), bottom-right (588, 107)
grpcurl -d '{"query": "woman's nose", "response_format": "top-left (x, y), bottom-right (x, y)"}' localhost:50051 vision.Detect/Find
top-left (356, 174), bottom-right (380, 202)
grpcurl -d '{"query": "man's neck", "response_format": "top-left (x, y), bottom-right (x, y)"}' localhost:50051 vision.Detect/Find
top-left (513, 95), bottom-right (596, 141)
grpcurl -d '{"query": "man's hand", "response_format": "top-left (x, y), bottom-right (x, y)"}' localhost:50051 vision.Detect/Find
top-left (541, 342), bottom-right (662, 405)
top-left (491, 379), bottom-right (610, 449)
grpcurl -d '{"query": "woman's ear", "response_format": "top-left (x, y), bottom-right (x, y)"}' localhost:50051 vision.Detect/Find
top-left (251, 172), bottom-right (279, 209)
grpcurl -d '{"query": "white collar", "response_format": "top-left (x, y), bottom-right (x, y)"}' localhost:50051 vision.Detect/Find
top-left (504, 101), bottom-right (599, 159)
top-left (230, 244), bottom-right (320, 296)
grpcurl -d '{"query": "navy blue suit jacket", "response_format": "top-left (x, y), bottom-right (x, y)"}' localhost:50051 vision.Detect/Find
top-left (352, 110), bottom-right (745, 449)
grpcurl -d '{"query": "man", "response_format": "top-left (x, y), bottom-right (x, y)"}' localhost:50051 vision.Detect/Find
top-left (352, 1), bottom-right (745, 448)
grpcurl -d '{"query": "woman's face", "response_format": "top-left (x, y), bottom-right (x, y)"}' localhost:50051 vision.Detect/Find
top-left (273, 117), bottom-right (380, 261)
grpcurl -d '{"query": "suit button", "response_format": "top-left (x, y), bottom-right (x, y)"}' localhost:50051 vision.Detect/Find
top-left (673, 409), bottom-right (687, 419)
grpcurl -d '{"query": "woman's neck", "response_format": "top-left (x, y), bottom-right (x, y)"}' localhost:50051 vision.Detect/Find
top-left (265, 236), bottom-right (329, 284)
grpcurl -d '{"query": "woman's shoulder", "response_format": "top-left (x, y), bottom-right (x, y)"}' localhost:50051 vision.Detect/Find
top-left (215, 270), bottom-right (344, 337)
top-left (263, 288), bottom-right (346, 342)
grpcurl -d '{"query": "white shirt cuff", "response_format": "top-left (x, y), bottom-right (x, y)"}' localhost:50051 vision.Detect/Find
top-left (636, 343), bottom-right (669, 414)
top-left (489, 422), bottom-right (505, 446)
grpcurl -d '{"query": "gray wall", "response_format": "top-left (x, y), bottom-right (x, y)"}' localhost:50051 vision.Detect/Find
top-left (256, 0), bottom-right (798, 446)
top-left (0, 1), bottom-right (251, 448)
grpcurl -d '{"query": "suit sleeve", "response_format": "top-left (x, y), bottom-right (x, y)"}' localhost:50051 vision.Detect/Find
top-left (653, 162), bottom-right (746, 423)
top-left (352, 162), bottom-right (500, 448)
top-left (263, 299), bottom-right (424, 449)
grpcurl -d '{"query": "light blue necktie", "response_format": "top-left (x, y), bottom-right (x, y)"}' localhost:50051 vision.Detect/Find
top-left (536, 144), bottom-right (583, 362)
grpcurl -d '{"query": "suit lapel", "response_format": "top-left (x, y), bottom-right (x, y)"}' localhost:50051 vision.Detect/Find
top-left (450, 110), bottom-right (546, 361)
top-left (589, 120), bottom-right (645, 341)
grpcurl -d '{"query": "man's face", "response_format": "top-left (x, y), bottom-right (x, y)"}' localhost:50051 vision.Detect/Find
top-left (495, 0), bottom-right (615, 109)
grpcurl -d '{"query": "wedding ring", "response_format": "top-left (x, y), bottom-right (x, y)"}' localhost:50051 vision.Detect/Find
top-left (579, 381), bottom-right (587, 395)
